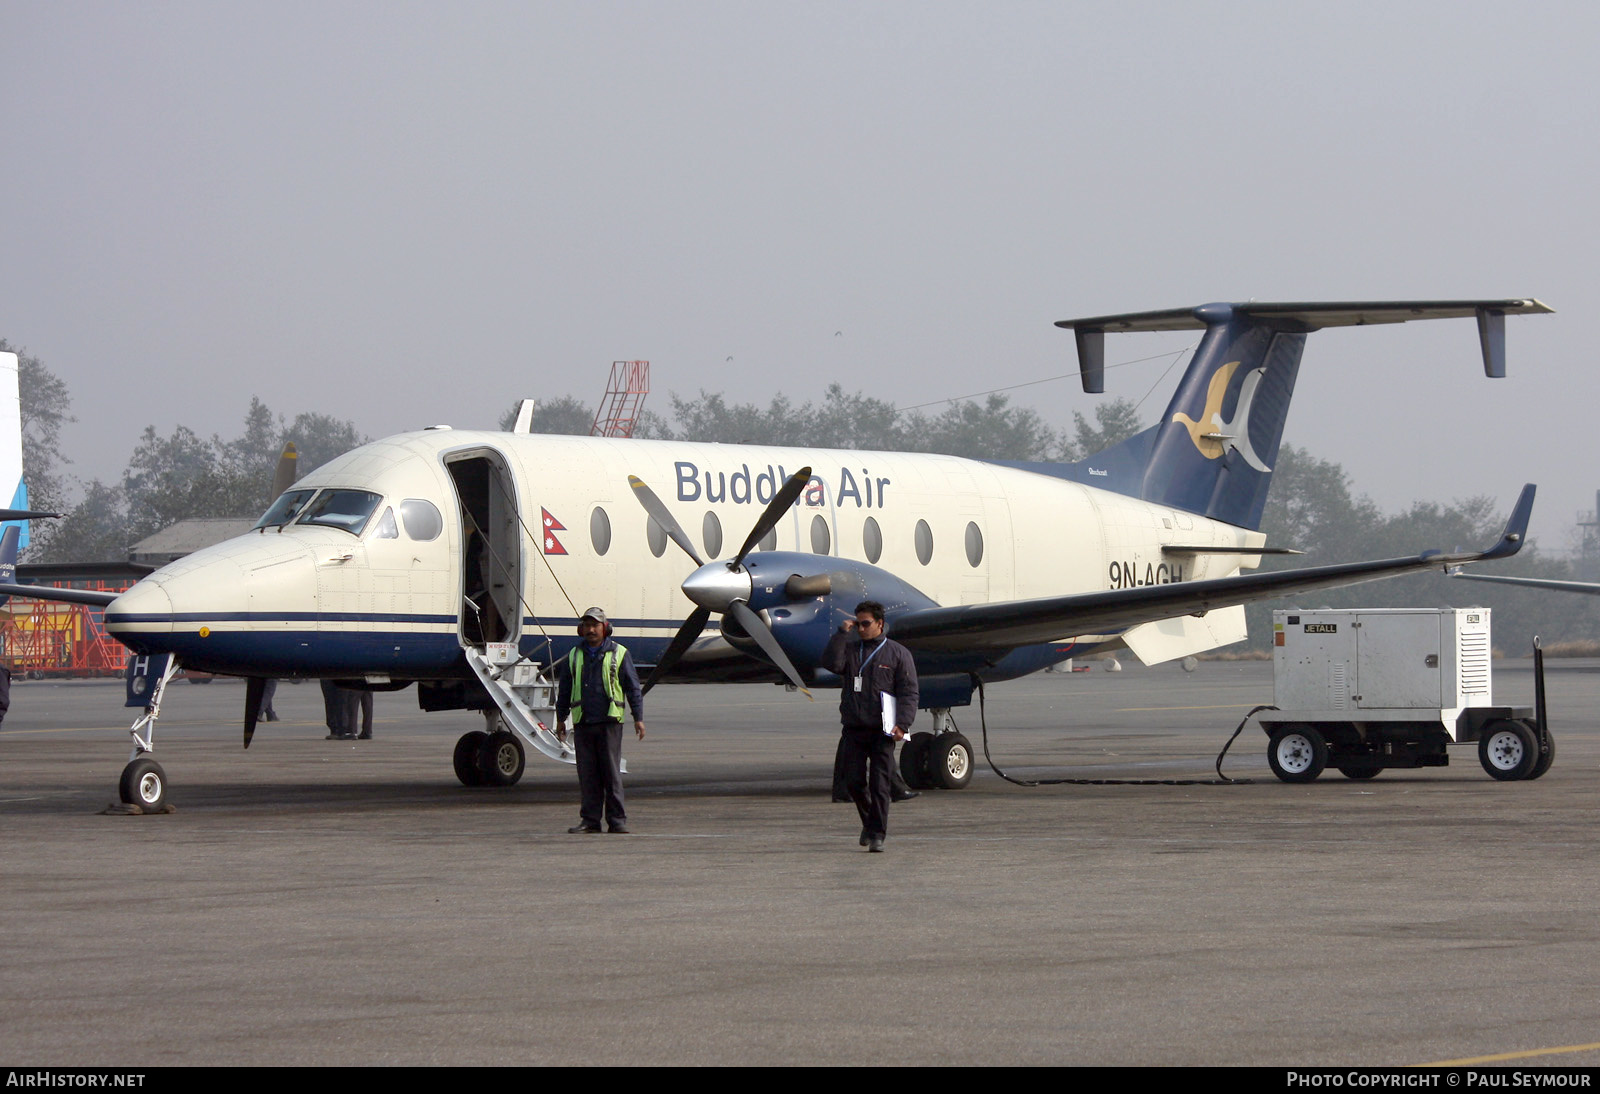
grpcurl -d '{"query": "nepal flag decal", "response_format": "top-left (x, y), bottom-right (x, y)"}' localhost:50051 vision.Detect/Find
top-left (541, 508), bottom-right (568, 555)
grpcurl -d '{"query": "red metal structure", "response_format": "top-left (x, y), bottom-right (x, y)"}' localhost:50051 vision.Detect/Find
top-left (590, 360), bottom-right (650, 438)
top-left (2, 581), bottom-right (131, 678)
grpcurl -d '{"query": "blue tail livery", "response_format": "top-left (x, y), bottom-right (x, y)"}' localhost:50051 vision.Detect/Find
top-left (1047, 299), bottom-right (1551, 529)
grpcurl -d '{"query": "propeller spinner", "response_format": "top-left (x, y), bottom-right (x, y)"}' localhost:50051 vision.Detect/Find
top-left (630, 467), bottom-right (814, 695)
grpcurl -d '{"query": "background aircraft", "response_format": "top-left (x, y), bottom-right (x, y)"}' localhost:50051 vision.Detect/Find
top-left (0, 299), bottom-right (1550, 809)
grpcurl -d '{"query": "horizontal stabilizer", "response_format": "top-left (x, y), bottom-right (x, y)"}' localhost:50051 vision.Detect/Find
top-left (1056, 299), bottom-right (1551, 391)
top-left (1056, 299), bottom-right (1552, 334)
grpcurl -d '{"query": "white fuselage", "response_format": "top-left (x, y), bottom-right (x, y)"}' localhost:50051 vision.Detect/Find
top-left (105, 429), bottom-right (1263, 680)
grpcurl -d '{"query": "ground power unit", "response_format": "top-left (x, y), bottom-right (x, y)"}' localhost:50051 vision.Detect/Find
top-left (1257, 608), bottom-right (1553, 782)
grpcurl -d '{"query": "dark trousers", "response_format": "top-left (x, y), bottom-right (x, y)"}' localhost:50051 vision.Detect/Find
top-left (574, 720), bottom-right (626, 828)
top-left (344, 689), bottom-right (373, 736)
top-left (839, 725), bottom-right (894, 838)
top-left (834, 735), bottom-right (912, 802)
top-left (320, 680), bottom-right (347, 734)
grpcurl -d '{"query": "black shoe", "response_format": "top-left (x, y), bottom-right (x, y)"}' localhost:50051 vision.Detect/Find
top-left (568, 824), bottom-right (601, 834)
top-left (325, 733), bottom-right (355, 740)
top-left (357, 733), bottom-right (372, 740)
top-left (608, 824), bottom-right (630, 834)
top-left (859, 828), bottom-right (870, 846)
top-left (868, 837), bottom-right (885, 853)
top-left (892, 789), bottom-right (920, 802)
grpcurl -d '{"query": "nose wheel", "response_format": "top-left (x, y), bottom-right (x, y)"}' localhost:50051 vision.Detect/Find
top-left (119, 757), bottom-right (168, 810)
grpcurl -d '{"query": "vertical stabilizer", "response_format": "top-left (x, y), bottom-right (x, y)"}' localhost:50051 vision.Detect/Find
top-left (0, 353), bottom-right (26, 549)
top-left (0, 525), bottom-right (20, 606)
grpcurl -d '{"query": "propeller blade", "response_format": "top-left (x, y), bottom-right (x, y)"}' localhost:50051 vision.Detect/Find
top-left (629, 475), bottom-right (705, 566)
top-left (271, 442), bottom-right (299, 498)
top-left (731, 466), bottom-right (812, 567)
top-left (644, 606), bottom-right (711, 694)
top-left (726, 600), bottom-right (810, 698)
top-left (244, 677), bottom-right (265, 749)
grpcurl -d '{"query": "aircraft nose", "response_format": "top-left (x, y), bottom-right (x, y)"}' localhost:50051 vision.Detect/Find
top-left (105, 580), bottom-right (176, 644)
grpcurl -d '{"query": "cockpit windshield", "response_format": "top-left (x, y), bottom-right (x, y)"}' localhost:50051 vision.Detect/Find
top-left (253, 489), bottom-right (316, 531)
top-left (298, 489), bottom-right (384, 536)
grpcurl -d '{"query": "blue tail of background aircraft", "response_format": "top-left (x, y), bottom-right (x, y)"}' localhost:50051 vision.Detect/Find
top-left (0, 525), bottom-right (20, 607)
top-left (1045, 299), bottom-right (1550, 530)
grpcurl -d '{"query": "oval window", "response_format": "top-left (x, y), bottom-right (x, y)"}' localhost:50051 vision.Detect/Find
top-left (399, 499), bottom-right (443, 541)
top-left (810, 514), bottom-right (831, 555)
top-left (914, 519), bottom-right (933, 565)
top-left (647, 516), bottom-right (667, 558)
top-left (590, 506), bottom-right (611, 556)
top-left (965, 522), bottom-right (983, 567)
top-left (703, 511), bottom-right (723, 558)
top-left (863, 516), bottom-right (883, 564)
top-left (758, 527), bottom-right (777, 552)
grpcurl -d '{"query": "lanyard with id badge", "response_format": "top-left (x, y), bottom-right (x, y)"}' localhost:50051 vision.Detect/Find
top-left (854, 638), bottom-right (886, 694)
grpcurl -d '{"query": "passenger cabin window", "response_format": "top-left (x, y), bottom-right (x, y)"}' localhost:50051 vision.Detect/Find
top-left (591, 506), bottom-right (612, 556)
top-left (254, 489), bottom-right (316, 531)
top-left (758, 527), bottom-right (777, 552)
top-left (914, 519), bottom-right (933, 565)
top-left (373, 507), bottom-right (400, 539)
top-left (647, 517), bottom-right (668, 558)
top-left (863, 517), bottom-right (883, 564)
top-left (965, 522), bottom-right (983, 567)
top-left (703, 512), bottom-right (723, 558)
top-left (400, 499), bottom-right (443, 541)
top-left (300, 489), bottom-right (383, 536)
top-left (810, 514), bottom-right (831, 555)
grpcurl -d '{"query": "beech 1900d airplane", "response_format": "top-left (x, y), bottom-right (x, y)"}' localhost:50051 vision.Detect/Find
top-left (0, 299), bottom-right (1552, 810)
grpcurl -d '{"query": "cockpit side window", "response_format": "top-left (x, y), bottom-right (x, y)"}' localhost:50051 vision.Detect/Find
top-left (254, 489), bottom-right (317, 531)
top-left (299, 489), bottom-right (383, 535)
top-left (372, 507), bottom-right (400, 540)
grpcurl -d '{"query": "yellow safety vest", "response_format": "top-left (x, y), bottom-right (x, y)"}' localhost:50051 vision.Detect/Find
top-left (567, 643), bottom-right (627, 723)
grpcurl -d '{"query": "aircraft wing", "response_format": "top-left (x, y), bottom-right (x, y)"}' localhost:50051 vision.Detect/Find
top-left (0, 583), bottom-right (118, 606)
top-left (890, 484), bottom-right (1535, 652)
top-left (1450, 571), bottom-right (1600, 597)
top-left (16, 562), bottom-right (154, 582)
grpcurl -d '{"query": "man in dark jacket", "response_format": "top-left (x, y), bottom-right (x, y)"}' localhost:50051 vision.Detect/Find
top-left (554, 606), bottom-right (646, 834)
top-left (822, 600), bottom-right (919, 852)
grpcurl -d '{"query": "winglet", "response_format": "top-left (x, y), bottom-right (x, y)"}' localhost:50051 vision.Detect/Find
top-left (1479, 483), bottom-right (1536, 561)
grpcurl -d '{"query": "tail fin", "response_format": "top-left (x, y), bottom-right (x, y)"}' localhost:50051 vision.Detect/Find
top-left (1054, 299), bottom-right (1551, 529)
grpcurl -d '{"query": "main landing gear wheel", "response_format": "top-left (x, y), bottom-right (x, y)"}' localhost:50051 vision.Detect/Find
top-left (119, 757), bottom-right (168, 810)
top-left (927, 733), bottom-right (974, 790)
top-left (1267, 725), bottom-right (1327, 783)
top-left (1479, 720), bottom-right (1538, 781)
top-left (899, 731), bottom-right (934, 789)
top-left (454, 730), bottom-right (490, 787)
top-left (479, 729), bottom-right (526, 787)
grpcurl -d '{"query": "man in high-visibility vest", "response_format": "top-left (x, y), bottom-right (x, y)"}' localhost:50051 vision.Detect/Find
top-left (554, 606), bottom-right (646, 834)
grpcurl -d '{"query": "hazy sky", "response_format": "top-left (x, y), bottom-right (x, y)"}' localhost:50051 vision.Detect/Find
top-left (3, 1), bottom-right (1594, 550)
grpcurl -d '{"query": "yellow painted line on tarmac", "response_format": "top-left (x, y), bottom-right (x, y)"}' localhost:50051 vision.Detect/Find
top-left (1421, 1040), bottom-right (1600, 1065)
top-left (1112, 703), bottom-right (1259, 712)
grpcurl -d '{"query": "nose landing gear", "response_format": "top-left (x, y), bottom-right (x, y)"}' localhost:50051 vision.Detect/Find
top-left (114, 655), bottom-right (182, 813)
